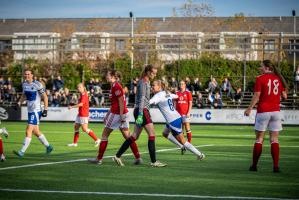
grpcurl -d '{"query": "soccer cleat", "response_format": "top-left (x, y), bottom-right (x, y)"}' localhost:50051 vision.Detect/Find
top-left (150, 161), bottom-right (167, 167)
top-left (133, 158), bottom-right (143, 165)
top-left (88, 158), bottom-right (103, 165)
top-left (273, 167), bottom-right (281, 173)
top-left (181, 147), bottom-right (186, 155)
top-left (46, 145), bottom-right (53, 154)
top-left (249, 165), bottom-right (257, 172)
top-left (94, 139), bottom-right (101, 147)
top-left (0, 127), bottom-right (9, 138)
top-left (0, 154), bottom-right (5, 162)
top-left (13, 150), bottom-right (24, 158)
top-left (112, 156), bottom-right (125, 166)
top-left (67, 143), bottom-right (78, 147)
top-left (197, 153), bottom-right (205, 161)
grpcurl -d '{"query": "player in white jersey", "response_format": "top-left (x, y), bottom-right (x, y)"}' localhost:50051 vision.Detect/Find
top-left (149, 80), bottom-right (205, 160)
top-left (13, 69), bottom-right (53, 158)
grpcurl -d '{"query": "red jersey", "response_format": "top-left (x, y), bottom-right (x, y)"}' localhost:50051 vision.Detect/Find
top-left (110, 82), bottom-right (128, 114)
top-left (78, 92), bottom-right (89, 117)
top-left (254, 73), bottom-right (285, 113)
top-left (175, 90), bottom-right (193, 115)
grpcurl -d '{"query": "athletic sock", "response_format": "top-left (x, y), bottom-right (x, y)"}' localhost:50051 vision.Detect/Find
top-left (0, 139), bottom-right (3, 155)
top-left (271, 142), bottom-right (280, 169)
top-left (20, 137), bottom-right (32, 153)
top-left (116, 137), bottom-right (132, 158)
top-left (184, 141), bottom-right (202, 156)
top-left (97, 140), bottom-right (108, 160)
top-left (73, 131), bottom-right (79, 144)
top-left (86, 129), bottom-right (98, 141)
top-left (148, 136), bottom-right (156, 163)
top-left (186, 130), bottom-right (192, 143)
top-left (0, 128), bottom-right (3, 134)
top-left (129, 137), bottom-right (140, 159)
top-left (252, 142), bottom-right (263, 167)
top-left (38, 134), bottom-right (50, 147)
top-left (167, 134), bottom-right (183, 148)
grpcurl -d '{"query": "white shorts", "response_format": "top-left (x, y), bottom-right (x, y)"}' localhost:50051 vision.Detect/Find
top-left (104, 111), bottom-right (129, 130)
top-left (75, 115), bottom-right (89, 125)
top-left (254, 111), bottom-right (282, 132)
top-left (181, 115), bottom-right (191, 123)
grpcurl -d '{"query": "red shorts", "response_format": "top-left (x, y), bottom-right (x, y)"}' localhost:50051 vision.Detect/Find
top-left (134, 108), bottom-right (152, 127)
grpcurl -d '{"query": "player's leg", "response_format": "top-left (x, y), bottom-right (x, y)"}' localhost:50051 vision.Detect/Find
top-left (0, 136), bottom-right (4, 162)
top-left (250, 131), bottom-right (265, 171)
top-left (162, 127), bottom-right (184, 149)
top-left (68, 123), bottom-right (80, 147)
top-left (175, 133), bottom-right (205, 160)
top-left (184, 121), bottom-right (192, 143)
top-left (81, 123), bottom-right (100, 146)
top-left (121, 127), bottom-right (141, 164)
top-left (33, 124), bottom-right (53, 154)
top-left (13, 124), bottom-right (33, 157)
top-left (270, 131), bottom-right (280, 172)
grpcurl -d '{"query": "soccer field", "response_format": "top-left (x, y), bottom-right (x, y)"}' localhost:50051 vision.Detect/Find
top-left (0, 122), bottom-right (298, 200)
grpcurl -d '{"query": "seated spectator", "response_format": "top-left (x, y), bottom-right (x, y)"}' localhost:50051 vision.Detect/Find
top-left (213, 92), bottom-right (223, 109)
top-left (206, 77), bottom-right (218, 93)
top-left (51, 91), bottom-right (61, 107)
top-left (196, 92), bottom-right (205, 108)
top-left (233, 87), bottom-right (243, 104)
top-left (70, 93), bottom-right (78, 105)
top-left (6, 84), bottom-right (17, 102)
top-left (87, 78), bottom-right (95, 91)
top-left (89, 88), bottom-right (99, 107)
top-left (220, 77), bottom-right (232, 98)
top-left (53, 75), bottom-right (64, 92)
top-left (170, 77), bottom-right (178, 92)
top-left (46, 90), bottom-right (53, 106)
top-left (185, 77), bottom-right (192, 91)
top-left (61, 88), bottom-right (72, 106)
top-left (192, 77), bottom-right (202, 95)
top-left (207, 91), bottom-right (215, 107)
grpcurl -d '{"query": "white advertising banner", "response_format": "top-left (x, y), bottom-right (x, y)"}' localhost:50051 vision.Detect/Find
top-left (21, 107), bottom-right (299, 125)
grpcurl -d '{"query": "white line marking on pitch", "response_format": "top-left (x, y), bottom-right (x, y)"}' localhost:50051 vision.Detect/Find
top-left (0, 144), bottom-right (214, 171)
top-left (0, 188), bottom-right (296, 200)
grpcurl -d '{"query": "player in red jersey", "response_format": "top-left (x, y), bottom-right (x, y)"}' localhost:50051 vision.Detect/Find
top-left (175, 80), bottom-right (193, 143)
top-left (245, 60), bottom-right (287, 173)
top-left (88, 70), bottom-right (141, 165)
top-left (68, 83), bottom-right (100, 147)
top-left (0, 127), bottom-right (9, 162)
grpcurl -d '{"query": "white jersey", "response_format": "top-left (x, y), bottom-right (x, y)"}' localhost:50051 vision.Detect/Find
top-left (22, 80), bottom-right (45, 113)
top-left (149, 90), bottom-right (181, 123)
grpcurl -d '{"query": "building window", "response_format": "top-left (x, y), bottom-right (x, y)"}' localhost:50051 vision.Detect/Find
top-left (115, 39), bottom-right (125, 51)
top-left (264, 40), bottom-right (275, 53)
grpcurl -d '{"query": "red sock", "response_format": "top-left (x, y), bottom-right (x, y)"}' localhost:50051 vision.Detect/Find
top-left (271, 142), bottom-right (280, 168)
top-left (187, 132), bottom-right (192, 143)
top-left (87, 130), bottom-right (98, 141)
top-left (252, 142), bottom-right (263, 167)
top-left (97, 140), bottom-right (108, 160)
top-left (73, 132), bottom-right (79, 144)
top-left (0, 139), bottom-right (3, 155)
top-left (129, 137), bottom-right (140, 159)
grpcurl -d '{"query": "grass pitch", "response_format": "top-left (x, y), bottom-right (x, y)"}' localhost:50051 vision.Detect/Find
top-left (0, 122), bottom-right (298, 200)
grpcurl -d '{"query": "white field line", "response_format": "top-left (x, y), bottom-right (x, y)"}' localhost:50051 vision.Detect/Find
top-left (0, 188), bottom-right (297, 200)
top-left (0, 145), bottom-right (214, 171)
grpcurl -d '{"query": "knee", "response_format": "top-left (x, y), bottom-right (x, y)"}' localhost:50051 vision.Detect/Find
top-left (255, 138), bottom-right (264, 144)
top-left (82, 128), bottom-right (89, 133)
top-left (162, 132), bottom-right (169, 138)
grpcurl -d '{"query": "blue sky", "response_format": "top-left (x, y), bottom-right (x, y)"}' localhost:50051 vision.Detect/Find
top-left (0, 0), bottom-right (298, 18)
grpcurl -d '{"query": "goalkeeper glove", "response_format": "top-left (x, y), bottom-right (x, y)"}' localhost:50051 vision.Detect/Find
top-left (42, 109), bottom-right (48, 117)
top-left (135, 112), bottom-right (143, 126)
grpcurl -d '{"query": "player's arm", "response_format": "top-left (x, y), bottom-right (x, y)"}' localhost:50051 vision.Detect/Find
top-left (187, 93), bottom-right (193, 117)
top-left (118, 96), bottom-right (126, 122)
top-left (42, 92), bottom-right (48, 110)
top-left (68, 102), bottom-right (83, 109)
top-left (149, 94), bottom-right (159, 105)
top-left (17, 94), bottom-right (26, 106)
top-left (244, 92), bottom-right (260, 116)
top-left (282, 91), bottom-right (287, 100)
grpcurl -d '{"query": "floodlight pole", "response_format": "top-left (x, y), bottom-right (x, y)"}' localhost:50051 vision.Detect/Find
top-left (292, 10), bottom-right (296, 94)
top-left (130, 12), bottom-right (134, 70)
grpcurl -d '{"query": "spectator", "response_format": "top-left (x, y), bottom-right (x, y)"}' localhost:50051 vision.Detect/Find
top-left (213, 92), bottom-right (223, 109)
top-left (89, 88), bottom-right (99, 107)
top-left (87, 78), bottom-right (95, 91)
top-left (94, 78), bottom-right (102, 91)
top-left (206, 77), bottom-right (218, 93)
top-left (294, 66), bottom-right (299, 96)
top-left (207, 91), bottom-right (215, 107)
top-left (220, 77), bottom-right (232, 98)
top-left (46, 90), bottom-right (53, 106)
top-left (51, 91), bottom-right (61, 107)
top-left (124, 86), bottom-right (129, 106)
top-left (192, 77), bottom-right (202, 95)
top-left (70, 93), bottom-right (78, 105)
top-left (6, 84), bottom-right (17, 102)
top-left (61, 88), bottom-right (72, 106)
top-left (233, 87), bottom-right (243, 104)
top-left (170, 77), bottom-right (178, 92)
top-left (53, 76), bottom-right (64, 92)
top-left (185, 77), bottom-right (192, 91)
top-left (196, 92), bottom-right (205, 108)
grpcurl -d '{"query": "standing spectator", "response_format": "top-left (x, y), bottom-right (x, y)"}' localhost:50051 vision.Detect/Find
top-left (206, 77), bottom-right (218, 93)
top-left (196, 92), bottom-right (205, 108)
top-left (170, 77), bottom-right (178, 92)
top-left (192, 77), bottom-right (202, 95)
top-left (53, 76), bottom-right (64, 92)
top-left (220, 78), bottom-right (232, 98)
top-left (294, 66), bottom-right (299, 96)
top-left (233, 87), bottom-right (243, 104)
top-left (185, 77), bottom-right (192, 91)
top-left (213, 92), bottom-right (223, 109)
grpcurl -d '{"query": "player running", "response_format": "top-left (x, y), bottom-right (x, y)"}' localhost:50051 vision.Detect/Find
top-left (68, 83), bottom-right (100, 147)
top-left (13, 69), bottom-right (53, 158)
top-left (175, 80), bottom-right (193, 143)
top-left (113, 64), bottom-right (166, 167)
top-left (0, 127), bottom-right (9, 162)
top-left (150, 80), bottom-right (205, 160)
top-left (245, 60), bottom-right (287, 173)
top-left (88, 70), bottom-right (141, 165)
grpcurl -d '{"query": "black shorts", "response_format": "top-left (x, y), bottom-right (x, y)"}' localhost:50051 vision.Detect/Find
top-left (134, 108), bottom-right (152, 127)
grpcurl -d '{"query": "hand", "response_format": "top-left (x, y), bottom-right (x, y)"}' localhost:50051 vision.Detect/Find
top-left (120, 114), bottom-right (126, 123)
top-left (187, 113), bottom-right (191, 118)
top-left (135, 113), bottom-right (143, 126)
top-left (68, 106), bottom-right (72, 110)
top-left (17, 101), bottom-right (21, 107)
top-left (244, 108), bottom-right (251, 116)
top-left (42, 109), bottom-right (48, 117)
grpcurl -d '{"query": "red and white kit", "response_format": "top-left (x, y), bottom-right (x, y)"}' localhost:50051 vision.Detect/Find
top-left (75, 92), bottom-right (89, 124)
top-left (176, 90), bottom-right (193, 123)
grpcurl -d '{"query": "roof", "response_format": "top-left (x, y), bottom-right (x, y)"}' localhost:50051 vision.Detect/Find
top-left (0, 17), bottom-right (298, 36)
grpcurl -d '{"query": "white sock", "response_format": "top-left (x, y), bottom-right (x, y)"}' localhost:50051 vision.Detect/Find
top-left (20, 137), bottom-right (32, 153)
top-left (38, 134), bottom-right (50, 147)
top-left (0, 128), bottom-right (3, 134)
top-left (184, 141), bottom-right (202, 157)
top-left (167, 134), bottom-right (183, 148)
